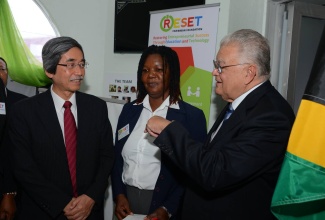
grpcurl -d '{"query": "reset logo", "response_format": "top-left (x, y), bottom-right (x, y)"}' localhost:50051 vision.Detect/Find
top-left (160, 15), bottom-right (203, 32)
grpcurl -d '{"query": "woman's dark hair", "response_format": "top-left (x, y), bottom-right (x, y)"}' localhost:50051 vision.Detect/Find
top-left (136, 45), bottom-right (182, 104)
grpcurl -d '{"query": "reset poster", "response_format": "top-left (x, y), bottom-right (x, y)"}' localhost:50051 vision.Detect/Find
top-left (148, 4), bottom-right (220, 124)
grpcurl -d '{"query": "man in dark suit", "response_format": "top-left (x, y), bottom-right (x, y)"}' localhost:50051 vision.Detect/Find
top-left (0, 57), bottom-right (27, 111)
top-left (0, 57), bottom-right (27, 220)
top-left (8, 37), bottom-right (114, 220)
top-left (0, 57), bottom-right (28, 126)
top-left (146, 29), bottom-right (296, 219)
top-left (0, 58), bottom-right (8, 138)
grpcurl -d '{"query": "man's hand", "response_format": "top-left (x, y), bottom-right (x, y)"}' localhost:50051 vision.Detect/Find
top-left (63, 194), bottom-right (95, 220)
top-left (144, 207), bottom-right (170, 220)
top-left (0, 194), bottom-right (16, 220)
top-left (114, 194), bottom-right (133, 220)
top-left (146, 116), bottom-right (172, 137)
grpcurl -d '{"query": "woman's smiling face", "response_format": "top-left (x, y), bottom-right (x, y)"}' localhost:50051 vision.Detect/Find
top-left (141, 54), bottom-right (170, 100)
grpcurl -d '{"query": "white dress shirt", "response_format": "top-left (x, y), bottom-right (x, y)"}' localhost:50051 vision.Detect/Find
top-left (50, 85), bottom-right (78, 142)
top-left (122, 95), bottom-right (179, 190)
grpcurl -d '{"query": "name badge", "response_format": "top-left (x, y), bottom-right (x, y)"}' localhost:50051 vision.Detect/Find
top-left (118, 124), bottom-right (129, 141)
top-left (0, 102), bottom-right (6, 115)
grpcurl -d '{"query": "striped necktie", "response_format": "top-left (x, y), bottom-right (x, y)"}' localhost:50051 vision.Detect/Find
top-left (223, 104), bottom-right (234, 121)
top-left (63, 101), bottom-right (78, 197)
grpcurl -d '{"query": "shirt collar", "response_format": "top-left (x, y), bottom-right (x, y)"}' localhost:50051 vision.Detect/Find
top-left (135, 94), bottom-right (180, 111)
top-left (231, 81), bottom-right (265, 110)
top-left (50, 85), bottom-right (77, 111)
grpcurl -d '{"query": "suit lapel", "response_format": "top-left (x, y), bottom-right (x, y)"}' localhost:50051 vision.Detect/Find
top-left (124, 104), bottom-right (144, 133)
top-left (166, 100), bottom-right (187, 122)
top-left (205, 104), bottom-right (229, 145)
top-left (36, 90), bottom-right (66, 157)
top-left (76, 92), bottom-right (109, 140)
top-left (212, 108), bottom-right (242, 140)
top-left (209, 81), bottom-right (273, 145)
top-left (209, 104), bottom-right (229, 133)
top-left (75, 93), bottom-right (88, 169)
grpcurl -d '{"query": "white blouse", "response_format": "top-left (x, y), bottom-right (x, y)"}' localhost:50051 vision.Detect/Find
top-left (122, 95), bottom-right (179, 190)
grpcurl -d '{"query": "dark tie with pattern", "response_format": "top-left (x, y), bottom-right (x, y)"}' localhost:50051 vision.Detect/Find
top-left (63, 101), bottom-right (78, 197)
top-left (223, 104), bottom-right (234, 121)
top-left (210, 103), bottom-right (234, 142)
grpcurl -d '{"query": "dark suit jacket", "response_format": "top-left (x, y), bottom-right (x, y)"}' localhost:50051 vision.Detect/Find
top-left (112, 100), bottom-right (207, 217)
top-left (154, 81), bottom-right (295, 219)
top-left (0, 81), bottom-right (7, 194)
top-left (8, 90), bottom-right (114, 220)
top-left (6, 89), bottom-right (27, 111)
top-left (0, 89), bottom-right (27, 195)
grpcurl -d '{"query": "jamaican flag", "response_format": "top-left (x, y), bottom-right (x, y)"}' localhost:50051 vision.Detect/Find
top-left (271, 27), bottom-right (325, 219)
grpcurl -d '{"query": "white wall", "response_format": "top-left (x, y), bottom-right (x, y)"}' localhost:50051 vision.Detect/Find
top-left (228, 0), bottom-right (268, 33)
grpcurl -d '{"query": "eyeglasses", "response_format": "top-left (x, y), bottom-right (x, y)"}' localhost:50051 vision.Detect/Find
top-left (57, 62), bottom-right (89, 70)
top-left (213, 60), bottom-right (250, 74)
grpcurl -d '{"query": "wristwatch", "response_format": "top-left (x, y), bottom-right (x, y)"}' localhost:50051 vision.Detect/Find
top-left (3, 192), bottom-right (17, 196)
top-left (161, 206), bottom-right (172, 218)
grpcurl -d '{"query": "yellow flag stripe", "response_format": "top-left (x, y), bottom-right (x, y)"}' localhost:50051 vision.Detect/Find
top-left (287, 99), bottom-right (325, 168)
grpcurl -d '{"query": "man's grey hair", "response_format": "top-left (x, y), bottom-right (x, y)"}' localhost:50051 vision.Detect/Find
top-left (42, 36), bottom-right (84, 74)
top-left (220, 29), bottom-right (271, 79)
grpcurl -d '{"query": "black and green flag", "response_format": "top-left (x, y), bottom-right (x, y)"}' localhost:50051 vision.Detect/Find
top-left (271, 26), bottom-right (325, 219)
